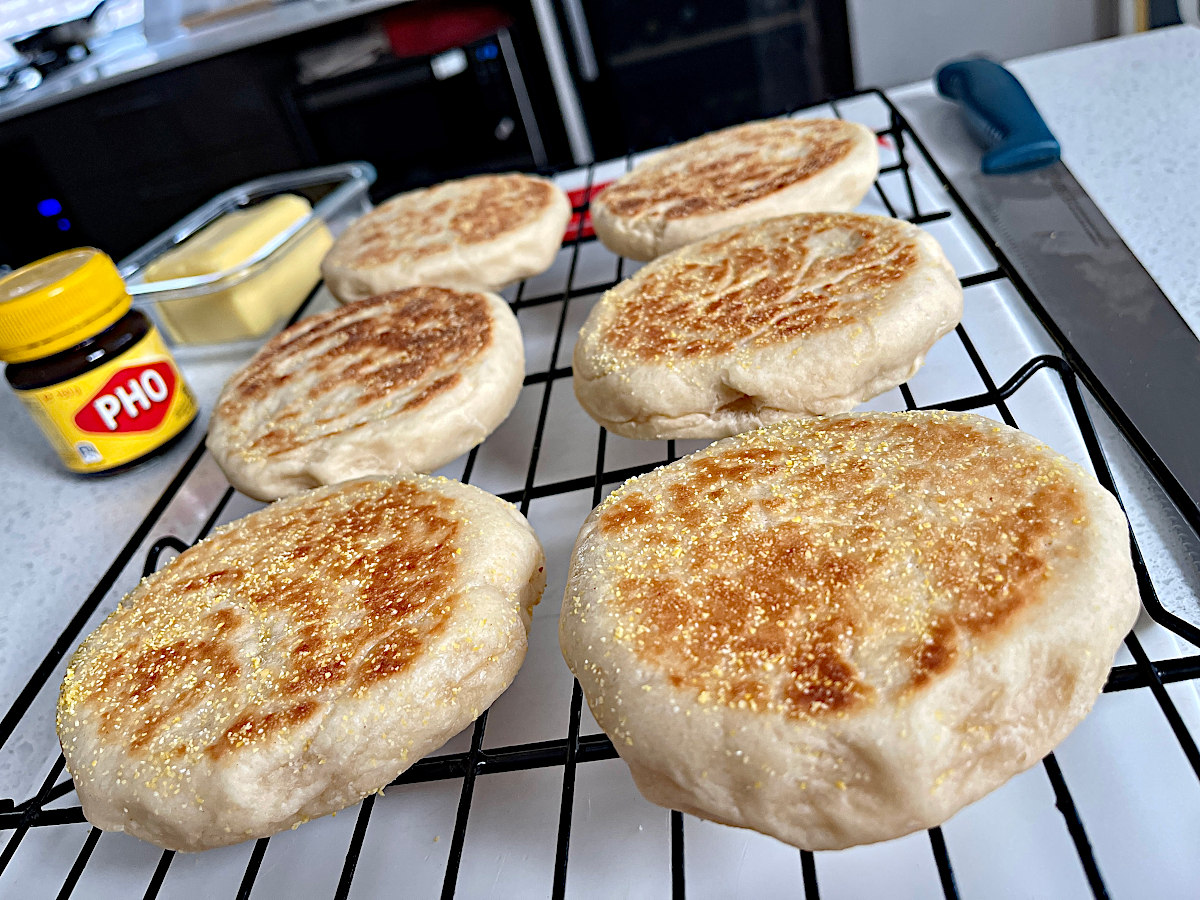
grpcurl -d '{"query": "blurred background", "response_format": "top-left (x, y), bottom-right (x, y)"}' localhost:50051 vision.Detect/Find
top-left (0, 0), bottom-right (1188, 269)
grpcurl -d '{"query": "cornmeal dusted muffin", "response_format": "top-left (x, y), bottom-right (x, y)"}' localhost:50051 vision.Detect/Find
top-left (574, 213), bottom-right (962, 439)
top-left (59, 475), bottom-right (545, 852)
top-left (208, 286), bottom-right (524, 500)
top-left (560, 412), bottom-right (1138, 850)
top-left (591, 117), bottom-right (879, 260)
top-left (322, 173), bottom-right (571, 302)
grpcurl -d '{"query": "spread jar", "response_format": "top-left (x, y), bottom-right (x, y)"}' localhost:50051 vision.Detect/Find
top-left (0, 248), bottom-right (198, 474)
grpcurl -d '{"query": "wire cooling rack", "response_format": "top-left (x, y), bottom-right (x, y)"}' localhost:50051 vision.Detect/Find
top-left (0, 90), bottom-right (1197, 899)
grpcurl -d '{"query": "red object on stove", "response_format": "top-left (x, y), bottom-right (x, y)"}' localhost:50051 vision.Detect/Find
top-left (564, 181), bottom-right (611, 242)
top-left (381, 4), bottom-right (513, 59)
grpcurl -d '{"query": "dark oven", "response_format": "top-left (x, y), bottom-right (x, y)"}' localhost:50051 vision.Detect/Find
top-left (285, 27), bottom-right (550, 201)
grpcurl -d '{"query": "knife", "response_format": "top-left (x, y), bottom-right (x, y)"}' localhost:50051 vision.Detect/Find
top-left (935, 57), bottom-right (1200, 532)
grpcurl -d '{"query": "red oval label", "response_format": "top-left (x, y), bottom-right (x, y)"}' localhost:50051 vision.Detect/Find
top-left (74, 362), bottom-right (177, 434)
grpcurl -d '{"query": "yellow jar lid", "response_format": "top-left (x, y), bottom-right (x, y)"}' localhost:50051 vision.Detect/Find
top-left (0, 248), bottom-right (131, 364)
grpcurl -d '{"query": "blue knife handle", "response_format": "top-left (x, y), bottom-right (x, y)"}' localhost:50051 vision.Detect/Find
top-left (935, 58), bottom-right (1061, 175)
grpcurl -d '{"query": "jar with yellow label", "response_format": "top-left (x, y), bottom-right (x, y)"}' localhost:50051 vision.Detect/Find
top-left (0, 248), bottom-right (198, 474)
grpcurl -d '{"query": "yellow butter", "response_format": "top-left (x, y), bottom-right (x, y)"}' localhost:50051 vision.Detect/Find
top-left (145, 195), bottom-right (333, 345)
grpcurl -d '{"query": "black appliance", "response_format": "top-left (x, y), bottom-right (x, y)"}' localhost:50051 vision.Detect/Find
top-left (553, 0), bottom-right (854, 159)
top-left (0, 139), bottom-right (94, 269)
top-left (286, 26), bottom-right (555, 200)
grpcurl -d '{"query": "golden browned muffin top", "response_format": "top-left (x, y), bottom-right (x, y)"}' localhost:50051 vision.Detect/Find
top-left (591, 213), bottom-right (922, 363)
top-left (588, 412), bottom-right (1090, 719)
top-left (594, 119), bottom-right (862, 221)
top-left (326, 174), bottom-right (560, 269)
top-left (59, 477), bottom-right (467, 760)
top-left (215, 287), bottom-right (493, 459)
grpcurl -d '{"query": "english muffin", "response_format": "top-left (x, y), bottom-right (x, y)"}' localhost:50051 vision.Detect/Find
top-left (59, 475), bottom-right (545, 852)
top-left (591, 117), bottom-right (879, 261)
top-left (208, 286), bottom-right (524, 501)
top-left (573, 213), bottom-right (962, 439)
top-left (560, 411), bottom-right (1139, 851)
top-left (322, 173), bottom-right (571, 302)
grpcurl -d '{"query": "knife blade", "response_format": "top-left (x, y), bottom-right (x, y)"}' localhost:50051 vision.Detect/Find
top-left (935, 57), bottom-right (1200, 530)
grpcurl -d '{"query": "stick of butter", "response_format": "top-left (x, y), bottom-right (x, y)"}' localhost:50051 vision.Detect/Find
top-left (144, 194), bottom-right (333, 345)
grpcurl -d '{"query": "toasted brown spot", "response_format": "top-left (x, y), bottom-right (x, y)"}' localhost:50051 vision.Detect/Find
top-left (64, 479), bottom-right (463, 759)
top-left (406, 239), bottom-right (453, 262)
top-left (402, 374), bottom-right (462, 412)
top-left (450, 178), bottom-right (552, 243)
top-left (593, 413), bottom-right (1088, 719)
top-left (596, 119), bottom-right (859, 220)
top-left (209, 702), bottom-right (319, 760)
top-left (599, 493), bottom-right (655, 535)
top-left (216, 287), bottom-right (491, 458)
top-left (597, 214), bottom-right (918, 362)
top-left (909, 618), bottom-right (958, 688)
top-left (786, 632), bottom-right (865, 713)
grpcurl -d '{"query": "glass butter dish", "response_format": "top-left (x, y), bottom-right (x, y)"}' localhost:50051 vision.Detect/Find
top-left (118, 162), bottom-right (376, 346)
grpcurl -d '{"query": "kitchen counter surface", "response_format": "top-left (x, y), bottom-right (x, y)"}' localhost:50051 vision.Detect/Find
top-left (0, 0), bottom-right (409, 124)
top-left (890, 24), bottom-right (1200, 341)
top-left (2, 23), bottom-right (1199, 791)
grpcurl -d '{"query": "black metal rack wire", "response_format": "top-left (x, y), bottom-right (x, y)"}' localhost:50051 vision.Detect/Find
top-left (0, 89), bottom-right (1197, 900)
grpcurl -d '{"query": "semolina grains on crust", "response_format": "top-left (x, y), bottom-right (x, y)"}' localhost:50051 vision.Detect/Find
top-left (560, 411), bottom-right (1139, 850)
top-left (58, 475), bottom-right (545, 852)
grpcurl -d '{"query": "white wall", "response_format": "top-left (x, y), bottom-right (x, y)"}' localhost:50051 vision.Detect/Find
top-left (847, 0), bottom-right (1108, 88)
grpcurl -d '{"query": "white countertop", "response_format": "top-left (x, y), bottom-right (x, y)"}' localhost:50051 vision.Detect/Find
top-left (890, 24), bottom-right (1200, 341)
